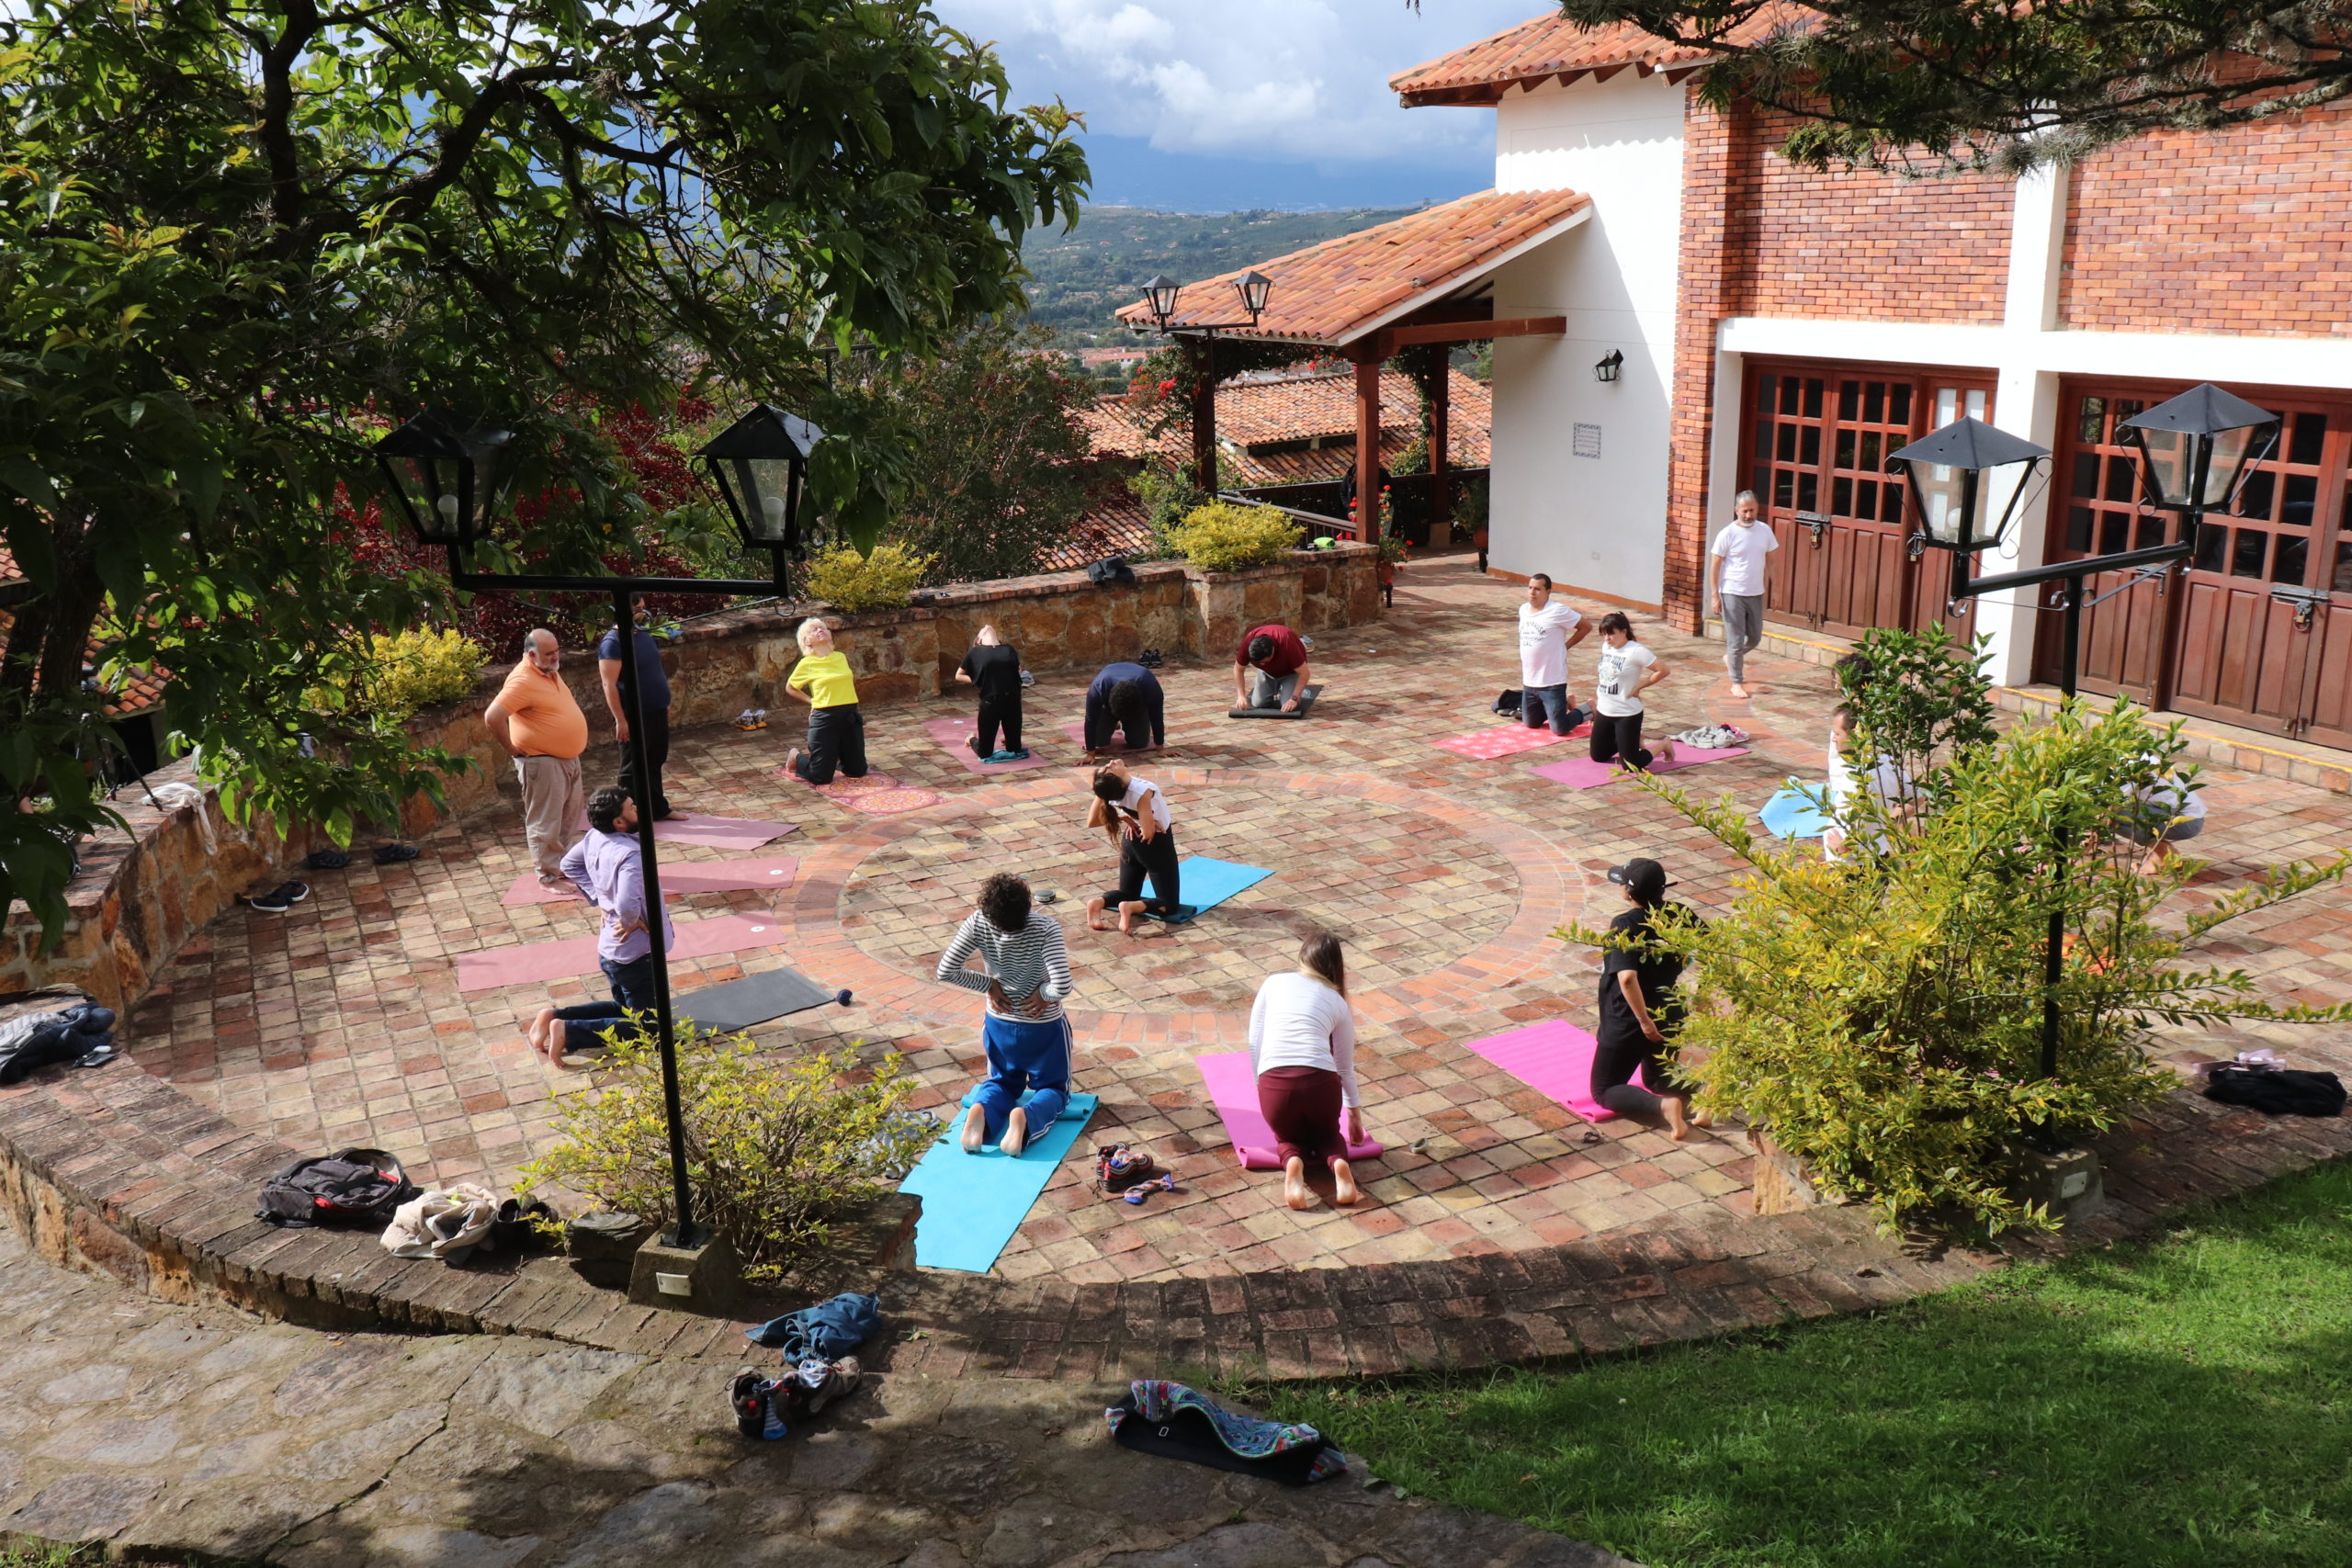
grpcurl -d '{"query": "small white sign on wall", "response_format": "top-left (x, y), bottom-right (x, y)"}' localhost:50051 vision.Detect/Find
top-left (1572, 423), bottom-right (1602, 458)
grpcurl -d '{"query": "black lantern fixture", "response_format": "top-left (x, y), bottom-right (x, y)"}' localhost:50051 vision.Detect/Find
top-left (1593, 349), bottom-right (1624, 383)
top-left (373, 411), bottom-right (514, 550)
top-left (1132, 270), bottom-right (1272, 334)
top-left (2118, 382), bottom-right (2279, 516)
top-left (696, 403), bottom-right (823, 575)
top-left (1887, 416), bottom-right (2052, 574)
top-left (1236, 269), bottom-right (1273, 322)
top-left (1137, 275), bottom-right (1183, 333)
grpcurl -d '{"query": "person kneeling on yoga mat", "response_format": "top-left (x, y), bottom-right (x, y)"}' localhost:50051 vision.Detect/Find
top-left (936, 873), bottom-right (1073, 1156)
top-left (1589, 612), bottom-right (1676, 773)
top-left (1234, 624), bottom-right (1311, 713)
top-left (1250, 931), bottom-right (1365, 1211)
top-left (1084, 760), bottom-right (1182, 934)
top-left (781, 618), bottom-right (866, 786)
top-left (526, 786), bottom-right (674, 1065)
top-left (1592, 858), bottom-right (1707, 1142)
top-left (955, 625), bottom-right (1027, 761)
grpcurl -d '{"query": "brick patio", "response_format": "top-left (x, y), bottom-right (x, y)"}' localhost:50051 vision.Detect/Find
top-left (125, 555), bottom-right (2352, 1291)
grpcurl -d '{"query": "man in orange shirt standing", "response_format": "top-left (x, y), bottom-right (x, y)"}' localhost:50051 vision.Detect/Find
top-left (486, 628), bottom-right (590, 887)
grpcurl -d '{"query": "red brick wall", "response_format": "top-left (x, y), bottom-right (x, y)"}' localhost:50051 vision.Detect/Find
top-left (1725, 109), bottom-right (2015, 322)
top-left (2060, 102), bottom-right (2352, 335)
top-left (1663, 90), bottom-right (1740, 633)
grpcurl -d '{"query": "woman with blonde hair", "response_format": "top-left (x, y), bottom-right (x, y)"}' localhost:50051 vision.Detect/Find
top-left (781, 617), bottom-right (866, 786)
top-left (1248, 931), bottom-right (1365, 1210)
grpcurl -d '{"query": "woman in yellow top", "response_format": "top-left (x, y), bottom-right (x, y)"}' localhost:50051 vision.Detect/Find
top-left (781, 618), bottom-right (867, 785)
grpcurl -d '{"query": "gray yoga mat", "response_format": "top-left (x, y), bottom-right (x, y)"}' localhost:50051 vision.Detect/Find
top-left (675, 967), bottom-right (846, 1032)
top-left (1227, 683), bottom-right (1322, 719)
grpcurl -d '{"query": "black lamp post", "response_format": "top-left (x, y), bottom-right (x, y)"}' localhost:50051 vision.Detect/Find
top-left (1132, 269), bottom-right (1274, 333)
top-left (2119, 382), bottom-right (2281, 560)
top-left (374, 404), bottom-right (823, 1251)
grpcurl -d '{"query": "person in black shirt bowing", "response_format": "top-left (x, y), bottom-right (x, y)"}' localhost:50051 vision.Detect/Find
top-left (955, 625), bottom-right (1027, 761)
top-left (1592, 857), bottom-right (1708, 1141)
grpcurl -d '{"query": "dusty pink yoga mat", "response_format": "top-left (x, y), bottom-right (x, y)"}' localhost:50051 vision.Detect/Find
top-left (500, 856), bottom-right (799, 907)
top-left (1432, 723), bottom-right (1587, 761)
top-left (921, 716), bottom-right (1053, 774)
top-left (650, 813), bottom-right (798, 851)
top-left (1463, 1018), bottom-right (1643, 1122)
top-left (1194, 1050), bottom-right (1383, 1169)
top-left (1059, 719), bottom-right (1154, 754)
top-left (1529, 745), bottom-right (1750, 790)
top-left (454, 911), bottom-right (786, 992)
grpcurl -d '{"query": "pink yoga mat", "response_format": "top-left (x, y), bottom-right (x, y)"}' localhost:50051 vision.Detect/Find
top-left (1463, 1019), bottom-right (1643, 1122)
top-left (1194, 1050), bottom-right (1383, 1169)
top-left (454, 911), bottom-right (786, 992)
top-left (1530, 745), bottom-right (1750, 790)
top-left (1433, 723), bottom-right (1588, 761)
top-left (921, 716), bottom-right (1054, 775)
top-left (771, 769), bottom-right (943, 817)
top-left (650, 813), bottom-right (799, 851)
top-left (1059, 719), bottom-right (1155, 754)
top-left (500, 856), bottom-right (800, 907)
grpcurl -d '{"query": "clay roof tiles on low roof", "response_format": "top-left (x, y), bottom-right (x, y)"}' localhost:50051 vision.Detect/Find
top-left (1081, 367), bottom-right (1492, 489)
top-left (1111, 187), bottom-right (1590, 347)
top-left (1389, 7), bottom-right (1807, 105)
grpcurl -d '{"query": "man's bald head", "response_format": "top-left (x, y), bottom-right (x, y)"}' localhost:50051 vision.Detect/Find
top-left (523, 628), bottom-right (561, 671)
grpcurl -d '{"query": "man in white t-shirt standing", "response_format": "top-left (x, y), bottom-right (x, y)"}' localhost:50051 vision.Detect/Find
top-left (1710, 491), bottom-right (1779, 700)
top-left (1516, 572), bottom-right (1592, 735)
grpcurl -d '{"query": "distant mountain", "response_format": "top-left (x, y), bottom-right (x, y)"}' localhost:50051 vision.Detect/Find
top-left (1019, 204), bottom-right (1421, 355)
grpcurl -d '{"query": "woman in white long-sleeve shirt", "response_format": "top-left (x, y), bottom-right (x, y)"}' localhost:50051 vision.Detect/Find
top-left (1248, 931), bottom-right (1365, 1210)
top-left (935, 874), bottom-right (1072, 1156)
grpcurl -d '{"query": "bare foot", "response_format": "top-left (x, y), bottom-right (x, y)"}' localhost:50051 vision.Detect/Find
top-left (1002, 1107), bottom-right (1030, 1156)
top-left (1665, 1096), bottom-right (1692, 1142)
top-left (1118, 900), bottom-right (1141, 937)
top-left (1656, 738), bottom-right (1679, 765)
top-left (960, 1103), bottom-right (988, 1153)
top-left (526, 1007), bottom-right (552, 1059)
top-left (1729, 682), bottom-right (1750, 700)
top-left (1283, 1156), bottom-right (1313, 1211)
top-left (784, 747), bottom-right (805, 779)
top-left (1330, 1157), bottom-right (1359, 1206)
top-left (1085, 897), bottom-right (1111, 932)
top-left (533, 1007), bottom-right (562, 1063)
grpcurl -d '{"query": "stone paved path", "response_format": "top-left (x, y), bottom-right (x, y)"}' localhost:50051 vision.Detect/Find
top-left (0, 1224), bottom-right (1630, 1568)
top-left (127, 557), bottom-right (2352, 1286)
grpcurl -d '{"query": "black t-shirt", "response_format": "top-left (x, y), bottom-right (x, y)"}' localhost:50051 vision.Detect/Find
top-left (959, 644), bottom-right (1023, 705)
top-left (1596, 905), bottom-right (1689, 1046)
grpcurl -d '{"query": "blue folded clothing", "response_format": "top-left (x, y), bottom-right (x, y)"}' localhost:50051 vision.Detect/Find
top-left (745, 1291), bottom-right (880, 1359)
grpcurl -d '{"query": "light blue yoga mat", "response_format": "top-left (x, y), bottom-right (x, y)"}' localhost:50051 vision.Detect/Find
top-left (1141, 855), bottom-right (1273, 913)
top-left (898, 1091), bottom-right (1097, 1273)
top-left (1760, 780), bottom-right (1835, 839)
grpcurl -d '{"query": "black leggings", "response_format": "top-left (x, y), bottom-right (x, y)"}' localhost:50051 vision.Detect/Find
top-left (1591, 1032), bottom-right (1689, 1119)
top-left (1589, 711), bottom-right (1653, 772)
top-left (1104, 829), bottom-right (1182, 914)
top-left (976, 698), bottom-right (1023, 755)
top-left (794, 704), bottom-right (867, 785)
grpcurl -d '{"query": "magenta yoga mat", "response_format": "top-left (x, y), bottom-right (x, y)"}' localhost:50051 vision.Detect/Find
top-left (500, 856), bottom-right (800, 907)
top-left (1529, 744), bottom-right (1750, 790)
top-left (1193, 1050), bottom-right (1383, 1169)
top-left (1431, 723), bottom-right (1587, 761)
top-left (920, 716), bottom-right (1054, 775)
top-left (650, 813), bottom-right (799, 851)
top-left (453, 910), bottom-right (786, 992)
top-left (1462, 1018), bottom-right (1642, 1122)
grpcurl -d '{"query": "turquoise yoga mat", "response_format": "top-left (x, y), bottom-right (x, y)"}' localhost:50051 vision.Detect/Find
top-left (898, 1091), bottom-right (1097, 1273)
top-left (1141, 855), bottom-right (1273, 913)
top-left (1760, 780), bottom-right (1835, 839)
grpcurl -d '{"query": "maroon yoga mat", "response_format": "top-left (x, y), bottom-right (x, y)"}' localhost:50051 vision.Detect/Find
top-left (454, 910), bottom-right (786, 992)
top-left (500, 855), bottom-right (799, 907)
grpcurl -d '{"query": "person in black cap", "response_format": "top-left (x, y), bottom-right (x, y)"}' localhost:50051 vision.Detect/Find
top-left (1593, 857), bottom-right (1706, 1140)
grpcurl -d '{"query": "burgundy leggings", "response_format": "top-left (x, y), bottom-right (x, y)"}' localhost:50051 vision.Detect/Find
top-left (1258, 1066), bottom-right (1345, 1167)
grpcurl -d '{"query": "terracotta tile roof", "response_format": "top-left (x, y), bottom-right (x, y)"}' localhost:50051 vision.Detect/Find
top-left (1389, 7), bottom-right (1807, 106)
top-left (0, 609), bottom-right (167, 719)
top-left (1111, 188), bottom-right (1590, 347)
top-left (1082, 367), bottom-right (1491, 489)
top-left (1043, 490), bottom-right (1155, 573)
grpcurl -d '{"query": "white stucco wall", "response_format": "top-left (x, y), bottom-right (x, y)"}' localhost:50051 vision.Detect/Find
top-left (1485, 71), bottom-right (1686, 608)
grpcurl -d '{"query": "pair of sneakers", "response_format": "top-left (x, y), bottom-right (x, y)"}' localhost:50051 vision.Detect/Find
top-left (730, 1355), bottom-right (864, 1440)
top-left (243, 880), bottom-right (311, 915)
top-left (966, 737), bottom-right (1032, 763)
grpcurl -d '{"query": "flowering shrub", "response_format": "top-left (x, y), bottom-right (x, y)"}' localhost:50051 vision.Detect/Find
top-left (802, 542), bottom-right (935, 612)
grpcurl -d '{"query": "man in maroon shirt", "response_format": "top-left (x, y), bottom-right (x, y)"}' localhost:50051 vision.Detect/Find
top-left (1234, 624), bottom-right (1312, 713)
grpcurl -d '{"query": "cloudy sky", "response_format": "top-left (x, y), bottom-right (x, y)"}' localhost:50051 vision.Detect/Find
top-left (936, 0), bottom-right (1543, 209)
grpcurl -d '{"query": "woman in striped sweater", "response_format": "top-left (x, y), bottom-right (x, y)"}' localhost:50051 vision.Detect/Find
top-left (936, 873), bottom-right (1075, 1156)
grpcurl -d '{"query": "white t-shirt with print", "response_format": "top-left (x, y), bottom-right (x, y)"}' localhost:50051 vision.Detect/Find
top-left (1593, 641), bottom-right (1657, 717)
top-left (1711, 520), bottom-right (1779, 600)
top-left (1517, 600), bottom-right (1583, 688)
top-left (1117, 775), bottom-right (1172, 832)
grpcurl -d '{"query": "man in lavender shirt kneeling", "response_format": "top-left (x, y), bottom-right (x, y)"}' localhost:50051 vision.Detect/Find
top-left (526, 786), bottom-right (676, 1065)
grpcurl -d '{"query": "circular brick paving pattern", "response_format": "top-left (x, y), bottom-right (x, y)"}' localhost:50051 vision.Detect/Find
top-left (837, 780), bottom-right (1521, 1012)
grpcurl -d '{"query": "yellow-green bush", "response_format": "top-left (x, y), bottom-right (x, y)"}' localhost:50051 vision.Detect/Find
top-left (802, 542), bottom-right (935, 612)
top-left (361, 627), bottom-right (485, 719)
top-left (1165, 501), bottom-right (1302, 572)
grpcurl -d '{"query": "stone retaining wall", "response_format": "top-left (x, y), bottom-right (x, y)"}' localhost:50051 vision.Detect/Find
top-left (4, 547), bottom-right (1379, 1009)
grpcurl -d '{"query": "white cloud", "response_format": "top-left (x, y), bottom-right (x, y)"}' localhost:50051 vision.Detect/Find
top-left (939, 0), bottom-right (1538, 170)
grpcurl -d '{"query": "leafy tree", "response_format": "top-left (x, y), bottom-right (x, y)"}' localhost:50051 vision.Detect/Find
top-left (0, 0), bottom-right (1086, 942)
top-left (1836, 625), bottom-right (1999, 799)
top-left (1555, 2), bottom-right (2352, 171)
top-left (831, 321), bottom-right (1095, 583)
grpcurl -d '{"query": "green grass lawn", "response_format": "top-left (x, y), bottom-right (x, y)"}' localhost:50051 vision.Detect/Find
top-left (1261, 1161), bottom-right (2352, 1568)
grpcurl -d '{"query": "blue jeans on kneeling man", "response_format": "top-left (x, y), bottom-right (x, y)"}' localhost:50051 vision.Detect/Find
top-left (968, 1012), bottom-right (1074, 1145)
top-left (1522, 684), bottom-right (1589, 735)
top-left (558, 953), bottom-right (659, 1055)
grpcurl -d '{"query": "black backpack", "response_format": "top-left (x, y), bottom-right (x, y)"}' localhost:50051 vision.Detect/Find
top-left (2204, 1065), bottom-right (2346, 1119)
top-left (1087, 556), bottom-right (1136, 588)
top-left (1493, 688), bottom-right (1522, 716)
top-left (256, 1147), bottom-right (420, 1227)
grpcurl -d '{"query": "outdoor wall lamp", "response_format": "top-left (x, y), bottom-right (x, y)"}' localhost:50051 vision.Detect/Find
top-left (1133, 269), bottom-right (1273, 333)
top-left (1593, 349), bottom-right (1623, 383)
top-left (696, 402), bottom-right (824, 565)
top-left (2119, 382), bottom-right (2279, 518)
top-left (374, 410), bottom-right (515, 549)
top-left (1887, 416), bottom-right (2052, 578)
